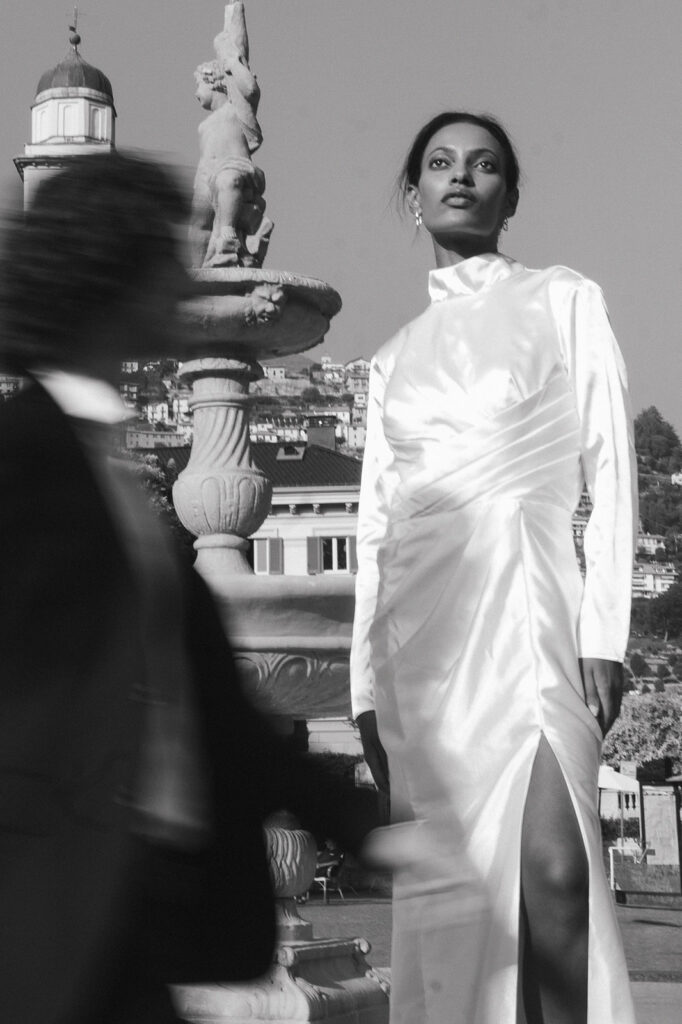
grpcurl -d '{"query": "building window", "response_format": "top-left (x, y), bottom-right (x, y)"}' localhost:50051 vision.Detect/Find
top-left (253, 537), bottom-right (284, 575)
top-left (35, 106), bottom-right (49, 142)
top-left (323, 537), bottom-right (347, 572)
top-left (307, 536), bottom-right (357, 575)
top-left (90, 105), bottom-right (103, 138)
top-left (59, 101), bottom-right (79, 136)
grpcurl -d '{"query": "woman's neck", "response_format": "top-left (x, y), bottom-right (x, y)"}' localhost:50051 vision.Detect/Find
top-left (432, 236), bottom-right (499, 268)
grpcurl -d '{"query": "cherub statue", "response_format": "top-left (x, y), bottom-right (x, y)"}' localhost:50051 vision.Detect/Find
top-left (189, 1), bottom-right (273, 269)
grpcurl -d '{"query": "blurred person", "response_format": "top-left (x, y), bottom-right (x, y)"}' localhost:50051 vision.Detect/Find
top-left (351, 114), bottom-right (637, 1024)
top-left (0, 152), bottom-right (376, 1024)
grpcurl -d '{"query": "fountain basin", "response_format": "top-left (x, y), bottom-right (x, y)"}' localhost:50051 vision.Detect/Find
top-left (211, 574), bottom-right (356, 719)
top-left (180, 267), bottom-right (342, 359)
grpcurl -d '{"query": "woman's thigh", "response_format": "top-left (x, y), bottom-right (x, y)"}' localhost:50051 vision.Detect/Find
top-left (521, 734), bottom-right (589, 912)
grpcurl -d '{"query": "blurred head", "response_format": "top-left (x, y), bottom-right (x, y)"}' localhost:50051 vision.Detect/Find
top-left (399, 113), bottom-right (520, 257)
top-left (0, 151), bottom-right (190, 374)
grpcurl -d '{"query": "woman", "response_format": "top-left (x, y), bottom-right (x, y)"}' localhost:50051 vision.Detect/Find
top-left (350, 113), bottom-right (637, 1024)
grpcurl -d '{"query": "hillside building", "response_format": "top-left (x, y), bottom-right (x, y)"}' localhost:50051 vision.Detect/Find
top-left (632, 561), bottom-right (679, 599)
top-left (637, 532), bottom-right (668, 557)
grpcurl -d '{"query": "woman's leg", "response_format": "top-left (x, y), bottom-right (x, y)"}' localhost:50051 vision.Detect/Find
top-left (519, 734), bottom-right (589, 1024)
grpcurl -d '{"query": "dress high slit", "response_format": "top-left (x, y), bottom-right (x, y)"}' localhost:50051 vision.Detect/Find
top-left (350, 254), bottom-right (638, 1024)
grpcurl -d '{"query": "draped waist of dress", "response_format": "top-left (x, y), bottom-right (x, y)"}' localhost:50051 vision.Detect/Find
top-left (370, 371), bottom-right (588, 751)
top-left (386, 371), bottom-right (580, 525)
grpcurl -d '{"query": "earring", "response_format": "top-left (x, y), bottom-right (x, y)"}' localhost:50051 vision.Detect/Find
top-left (414, 208), bottom-right (423, 228)
top-left (502, 217), bottom-right (509, 232)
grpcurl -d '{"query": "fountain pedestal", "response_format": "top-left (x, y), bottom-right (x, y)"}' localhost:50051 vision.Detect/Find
top-left (173, 827), bottom-right (389, 1023)
top-left (172, 277), bottom-right (390, 1021)
top-left (171, 7), bottom-right (389, 1019)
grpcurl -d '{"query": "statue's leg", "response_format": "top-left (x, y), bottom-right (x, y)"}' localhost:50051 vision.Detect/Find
top-left (243, 215), bottom-right (274, 268)
top-left (189, 187), bottom-right (214, 269)
top-left (206, 168), bottom-right (245, 267)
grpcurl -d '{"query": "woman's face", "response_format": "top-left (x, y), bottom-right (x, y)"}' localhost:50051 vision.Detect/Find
top-left (408, 122), bottom-right (517, 250)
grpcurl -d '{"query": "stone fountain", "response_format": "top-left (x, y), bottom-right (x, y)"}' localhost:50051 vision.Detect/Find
top-left (171, 5), bottom-right (388, 1022)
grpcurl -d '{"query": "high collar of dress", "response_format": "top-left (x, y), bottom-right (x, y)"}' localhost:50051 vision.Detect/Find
top-left (428, 252), bottom-right (522, 302)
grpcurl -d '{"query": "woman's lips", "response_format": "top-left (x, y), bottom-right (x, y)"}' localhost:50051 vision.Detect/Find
top-left (442, 191), bottom-right (475, 207)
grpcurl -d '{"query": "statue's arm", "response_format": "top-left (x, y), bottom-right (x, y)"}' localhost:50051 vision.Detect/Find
top-left (224, 54), bottom-right (260, 106)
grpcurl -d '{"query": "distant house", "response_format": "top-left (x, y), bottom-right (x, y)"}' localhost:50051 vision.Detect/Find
top-left (637, 532), bottom-right (667, 557)
top-left (347, 425), bottom-right (367, 450)
top-left (344, 357), bottom-right (370, 396)
top-left (126, 425), bottom-right (189, 449)
top-left (0, 374), bottom-right (23, 400)
top-left (631, 561), bottom-right (679, 599)
top-left (263, 365), bottom-right (286, 382)
top-left (344, 357), bottom-right (370, 374)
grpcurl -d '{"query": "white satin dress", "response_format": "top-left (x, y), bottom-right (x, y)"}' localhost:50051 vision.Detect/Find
top-left (350, 254), bottom-right (638, 1024)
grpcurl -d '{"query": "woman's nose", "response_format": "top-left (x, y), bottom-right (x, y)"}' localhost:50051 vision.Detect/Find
top-left (450, 165), bottom-right (472, 184)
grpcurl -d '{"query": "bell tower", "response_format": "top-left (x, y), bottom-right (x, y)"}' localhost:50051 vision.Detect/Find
top-left (14, 20), bottom-right (116, 207)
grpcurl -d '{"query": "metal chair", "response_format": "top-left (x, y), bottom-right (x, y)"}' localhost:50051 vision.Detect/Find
top-left (312, 849), bottom-right (345, 903)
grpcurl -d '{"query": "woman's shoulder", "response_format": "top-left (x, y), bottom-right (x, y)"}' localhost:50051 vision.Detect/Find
top-left (370, 315), bottom-right (422, 379)
top-left (524, 262), bottom-right (604, 299)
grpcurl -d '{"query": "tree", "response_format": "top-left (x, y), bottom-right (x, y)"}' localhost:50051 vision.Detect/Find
top-left (301, 386), bottom-right (322, 404)
top-left (629, 652), bottom-right (650, 678)
top-left (121, 451), bottom-right (195, 558)
top-left (630, 599), bottom-right (654, 636)
top-left (634, 407), bottom-right (681, 471)
top-left (639, 484), bottom-right (682, 536)
top-left (648, 582), bottom-right (682, 639)
top-left (603, 693), bottom-right (682, 773)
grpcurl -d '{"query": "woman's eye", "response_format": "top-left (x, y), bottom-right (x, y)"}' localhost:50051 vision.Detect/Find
top-left (429, 157), bottom-right (448, 169)
top-left (476, 160), bottom-right (497, 172)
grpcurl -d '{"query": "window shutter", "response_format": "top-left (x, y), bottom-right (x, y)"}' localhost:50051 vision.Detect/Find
top-left (268, 537), bottom-right (284, 575)
top-left (348, 535), bottom-right (358, 573)
top-left (307, 536), bottom-right (323, 574)
top-left (254, 538), bottom-right (268, 574)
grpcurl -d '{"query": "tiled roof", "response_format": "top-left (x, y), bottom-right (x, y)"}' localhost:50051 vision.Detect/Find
top-left (149, 443), bottom-right (362, 489)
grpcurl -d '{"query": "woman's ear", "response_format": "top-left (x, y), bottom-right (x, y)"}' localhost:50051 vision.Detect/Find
top-left (505, 187), bottom-right (519, 220)
top-left (406, 183), bottom-right (421, 217)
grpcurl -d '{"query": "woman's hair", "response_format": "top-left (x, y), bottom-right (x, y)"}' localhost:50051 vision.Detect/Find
top-left (398, 112), bottom-right (521, 208)
top-left (0, 151), bottom-right (188, 371)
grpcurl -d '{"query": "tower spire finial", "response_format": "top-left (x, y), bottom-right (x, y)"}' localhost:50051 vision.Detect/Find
top-left (69, 6), bottom-right (81, 52)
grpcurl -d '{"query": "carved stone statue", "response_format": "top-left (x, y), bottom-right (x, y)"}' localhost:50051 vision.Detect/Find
top-left (175, 2), bottom-right (343, 577)
top-left (189, 1), bottom-right (273, 269)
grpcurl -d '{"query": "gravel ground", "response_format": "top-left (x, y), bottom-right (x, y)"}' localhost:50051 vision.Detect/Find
top-left (299, 895), bottom-right (682, 1021)
top-left (300, 894), bottom-right (682, 980)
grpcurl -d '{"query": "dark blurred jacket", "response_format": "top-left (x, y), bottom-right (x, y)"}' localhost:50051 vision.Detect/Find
top-left (0, 383), bottom-right (376, 1024)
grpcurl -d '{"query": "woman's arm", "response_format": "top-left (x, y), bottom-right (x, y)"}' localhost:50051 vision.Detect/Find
top-left (561, 279), bottom-right (638, 733)
top-left (350, 358), bottom-right (397, 790)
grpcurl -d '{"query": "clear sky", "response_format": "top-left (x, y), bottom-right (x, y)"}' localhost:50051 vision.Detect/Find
top-left (1, 1), bottom-right (680, 431)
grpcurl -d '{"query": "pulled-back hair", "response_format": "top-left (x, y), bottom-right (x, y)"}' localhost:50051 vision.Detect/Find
top-left (398, 112), bottom-right (521, 209)
top-left (0, 151), bottom-right (188, 370)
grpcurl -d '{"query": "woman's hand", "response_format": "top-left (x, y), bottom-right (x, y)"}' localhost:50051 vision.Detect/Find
top-left (579, 658), bottom-right (624, 736)
top-left (356, 710), bottom-right (390, 795)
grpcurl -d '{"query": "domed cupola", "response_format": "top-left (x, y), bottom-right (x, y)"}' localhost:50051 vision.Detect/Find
top-left (30, 27), bottom-right (116, 146)
top-left (35, 48), bottom-right (114, 105)
top-left (15, 24), bottom-right (116, 206)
